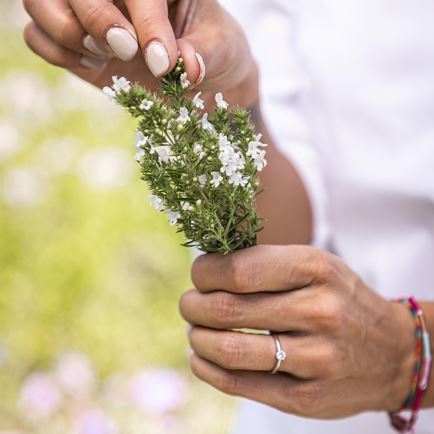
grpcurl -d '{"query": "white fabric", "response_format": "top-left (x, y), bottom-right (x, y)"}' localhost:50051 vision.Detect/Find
top-left (218, 0), bottom-right (434, 432)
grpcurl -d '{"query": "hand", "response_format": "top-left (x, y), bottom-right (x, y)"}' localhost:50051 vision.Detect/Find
top-left (23, 0), bottom-right (257, 106)
top-left (180, 245), bottom-right (417, 418)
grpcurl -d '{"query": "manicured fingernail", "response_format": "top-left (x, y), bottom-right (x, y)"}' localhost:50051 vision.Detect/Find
top-left (106, 27), bottom-right (138, 62)
top-left (194, 52), bottom-right (206, 86)
top-left (145, 40), bottom-right (170, 77)
top-left (80, 55), bottom-right (107, 69)
top-left (83, 34), bottom-right (112, 58)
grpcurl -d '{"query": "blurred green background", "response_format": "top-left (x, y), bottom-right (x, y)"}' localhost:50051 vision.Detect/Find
top-left (0, 1), bottom-right (235, 433)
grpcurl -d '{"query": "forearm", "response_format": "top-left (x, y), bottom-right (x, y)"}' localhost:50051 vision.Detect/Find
top-left (249, 102), bottom-right (313, 245)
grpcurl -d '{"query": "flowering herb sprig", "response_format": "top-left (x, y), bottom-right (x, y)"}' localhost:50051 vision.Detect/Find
top-left (103, 59), bottom-right (266, 254)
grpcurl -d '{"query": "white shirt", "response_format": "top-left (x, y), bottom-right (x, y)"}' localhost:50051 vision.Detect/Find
top-left (219, 1), bottom-right (434, 433)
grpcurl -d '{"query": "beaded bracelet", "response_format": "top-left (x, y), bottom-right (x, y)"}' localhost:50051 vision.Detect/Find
top-left (389, 296), bottom-right (432, 433)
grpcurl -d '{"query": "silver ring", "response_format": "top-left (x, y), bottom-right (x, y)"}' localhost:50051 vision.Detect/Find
top-left (271, 334), bottom-right (286, 374)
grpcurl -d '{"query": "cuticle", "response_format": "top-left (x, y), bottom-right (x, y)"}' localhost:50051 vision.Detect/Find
top-left (104, 24), bottom-right (138, 42)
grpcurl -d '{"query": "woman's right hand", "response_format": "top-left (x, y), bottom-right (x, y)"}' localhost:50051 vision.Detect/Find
top-left (23, 0), bottom-right (258, 107)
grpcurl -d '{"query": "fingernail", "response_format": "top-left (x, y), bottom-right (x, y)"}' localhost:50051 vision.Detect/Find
top-left (106, 27), bottom-right (138, 62)
top-left (194, 52), bottom-right (206, 86)
top-left (83, 34), bottom-right (112, 58)
top-left (145, 40), bottom-right (170, 77)
top-left (80, 55), bottom-right (107, 69)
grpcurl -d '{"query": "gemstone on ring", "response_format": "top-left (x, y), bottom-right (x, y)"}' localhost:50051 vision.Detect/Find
top-left (276, 350), bottom-right (287, 361)
top-left (271, 334), bottom-right (286, 374)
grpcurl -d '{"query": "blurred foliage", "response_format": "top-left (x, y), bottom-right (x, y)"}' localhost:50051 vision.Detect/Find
top-left (0, 2), bottom-right (235, 432)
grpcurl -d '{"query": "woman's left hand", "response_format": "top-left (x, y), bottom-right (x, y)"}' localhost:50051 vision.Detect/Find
top-left (180, 245), bottom-right (416, 418)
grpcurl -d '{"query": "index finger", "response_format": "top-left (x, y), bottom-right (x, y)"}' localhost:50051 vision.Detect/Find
top-left (191, 245), bottom-right (327, 293)
top-left (124, 0), bottom-right (178, 76)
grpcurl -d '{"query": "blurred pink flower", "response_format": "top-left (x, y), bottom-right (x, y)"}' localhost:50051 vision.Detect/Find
top-left (129, 367), bottom-right (189, 416)
top-left (18, 372), bottom-right (62, 418)
top-left (54, 351), bottom-right (96, 398)
top-left (75, 409), bottom-right (116, 434)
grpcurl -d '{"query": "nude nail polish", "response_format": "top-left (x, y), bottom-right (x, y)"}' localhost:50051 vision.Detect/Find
top-left (106, 27), bottom-right (138, 62)
top-left (83, 34), bottom-right (112, 58)
top-left (145, 41), bottom-right (170, 77)
top-left (80, 55), bottom-right (107, 69)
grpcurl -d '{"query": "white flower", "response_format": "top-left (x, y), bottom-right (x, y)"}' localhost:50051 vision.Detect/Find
top-left (177, 106), bottom-right (190, 124)
top-left (139, 99), bottom-right (154, 110)
top-left (135, 149), bottom-right (146, 162)
top-left (247, 135), bottom-right (267, 157)
top-left (218, 133), bottom-right (231, 148)
top-left (210, 172), bottom-right (223, 188)
top-left (215, 92), bottom-right (228, 109)
top-left (252, 149), bottom-right (267, 171)
top-left (103, 76), bottom-right (131, 100)
top-left (153, 146), bottom-right (176, 163)
top-left (149, 195), bottom-right (165, 211)
top-left (201, 113), bottom-right (215, 133)
top-left (167, 210), bottom-right (181, 225)
top-left (219, 140), bottom-right (245, 176)
top-left (228, 172), bottom-right (249, 187)
top-left (180, 72), bottom-right (190, 89)
top-left (134, 131), bottom-right (149, 149)
top-left (102, 86), bottom-right (116, 101)
top-left (198, 174), bottom-right (207, 186)
top-left (192, 92), bottom-right (205, 109)
top-left (181, 201), bottom-right (191, 211)
top-left (247, 135), bottom-right (267, 171)
top-left (112, 76), bottom-right (131, 93)
top-left (193, 143), bottom-right (206, 160)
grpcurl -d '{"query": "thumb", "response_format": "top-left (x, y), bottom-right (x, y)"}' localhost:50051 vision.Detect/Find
top-left (176, 5), bottom-right (253, 92)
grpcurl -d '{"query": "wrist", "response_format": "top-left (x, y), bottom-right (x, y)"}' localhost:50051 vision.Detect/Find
top-left (385, 301), bottom-right (417, 412)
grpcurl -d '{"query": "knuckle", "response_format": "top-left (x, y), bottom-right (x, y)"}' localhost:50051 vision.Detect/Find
top-left (314, 293), bottom-right (344, 332)
top-left (52, 15), bottom-right (77, 47)
top-left (292, 381), bottom-right (325, 416)
top-left (217, 372), bottom-right (240, 395)
top-left (82, 3), bottom-right (106, 32)
top-left (227, 254), bottom-right (257, 292)
top-left (216, 334), bottom-right (244, 368)
top-left (315, 251), bottom-right (338, 283)
top-left (211, 292), bottom-right (240, 325)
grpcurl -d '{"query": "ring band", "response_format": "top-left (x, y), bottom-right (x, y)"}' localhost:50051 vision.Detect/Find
top-left (271, 334), bottom-right (286, 374)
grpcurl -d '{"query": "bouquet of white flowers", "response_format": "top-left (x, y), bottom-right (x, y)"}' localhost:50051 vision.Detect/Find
top-left (103, 59), bottom-right (266, 254)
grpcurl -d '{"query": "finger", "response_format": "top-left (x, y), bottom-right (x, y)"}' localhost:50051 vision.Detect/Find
top-left (176, 39), bottom-right (205, 87)
top-left (23, 0), bottom-right (109, 58)
top-left (191, 245), bottom-right (329, 294)
top-left (123, 0), bottom-right (177, 77)
top-left (189, 327), bottom-right (334, 379)
top-left (176, 2), bottom-right (252, 91)
top-left (179, 289), bottom-right (317, 332)
top-left (69, 0), bottom-right (138, 61)
top-left (24, 21), bottom-right (107, 69)
top-left (190, 354), bottom-right (313, 415)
